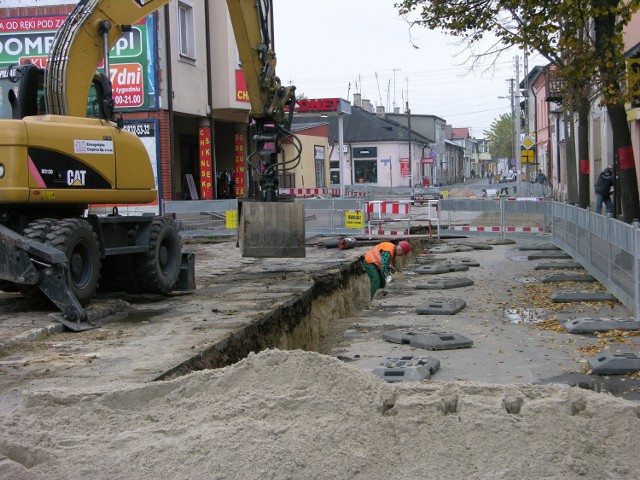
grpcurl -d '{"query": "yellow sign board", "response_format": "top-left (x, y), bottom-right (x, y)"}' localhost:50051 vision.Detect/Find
top-left (521, 148), bottom-right (535, 163)
top-left (345, 211), bottom-right (364, 229)
top-left (225, 210), bottom-right (237, 229)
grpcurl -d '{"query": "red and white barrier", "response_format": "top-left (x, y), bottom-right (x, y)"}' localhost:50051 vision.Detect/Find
top-left (279, 188), bottom-right (327, 197)
top-left (449, 226), bottom-right (545, 233)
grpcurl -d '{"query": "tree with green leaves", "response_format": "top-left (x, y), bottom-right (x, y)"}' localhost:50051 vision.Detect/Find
top-left (484, 113), bottom-right (514, 161)
top-left (396, 0), bottom-right (640, 222)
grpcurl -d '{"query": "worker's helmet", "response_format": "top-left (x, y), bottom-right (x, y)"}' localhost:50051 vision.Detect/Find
top-left (398, 241), bottom-right (411, 255)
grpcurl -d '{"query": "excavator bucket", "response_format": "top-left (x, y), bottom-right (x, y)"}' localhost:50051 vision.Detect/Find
top-left (237, 201), bottom-right (306, 258)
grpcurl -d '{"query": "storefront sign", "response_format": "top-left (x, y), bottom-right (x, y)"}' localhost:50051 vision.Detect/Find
top-left (400, 158), bottom-right (411, 177)
top-left (199, 127), bottom-right (213, 199)
top-left (234, 132), bottom-right (246, 196)
top-left (235, 69), bottom-right (250, 103)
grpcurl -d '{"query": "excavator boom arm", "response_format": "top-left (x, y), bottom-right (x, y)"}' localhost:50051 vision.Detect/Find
top-left (46, 0), bottom-right (172, 117)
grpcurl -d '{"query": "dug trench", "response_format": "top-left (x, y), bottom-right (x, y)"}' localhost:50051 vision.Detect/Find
top-left (0, 237), bottom-right (430, 395)
top-left (153, 254), bottom-right (376, 381)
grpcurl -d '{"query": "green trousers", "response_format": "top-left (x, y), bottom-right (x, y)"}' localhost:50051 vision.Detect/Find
top-left (363, 260), bottom-right (383, 299)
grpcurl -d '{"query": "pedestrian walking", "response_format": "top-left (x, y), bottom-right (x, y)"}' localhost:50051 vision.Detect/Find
top-left (594, 165), bottom-right (615, 216)
top-left (362, 241), bottom-right (411, 299)
top-left (534, 169), bottom-right (547, 185)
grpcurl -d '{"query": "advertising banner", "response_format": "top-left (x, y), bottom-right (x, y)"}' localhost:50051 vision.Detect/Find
top-left (199, 127), bottom-right (213, 199)
top-left (0, 14), bottom-right (158, 111)
top-left (234, 132), bottom-right (246, 196)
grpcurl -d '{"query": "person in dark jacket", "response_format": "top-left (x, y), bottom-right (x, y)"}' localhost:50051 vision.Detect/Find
top-left (534, 169), bottom-right (547, 185)
top-left (594, 165), bottom-right (614, 216)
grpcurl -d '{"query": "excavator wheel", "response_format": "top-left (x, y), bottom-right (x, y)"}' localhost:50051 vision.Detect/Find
top-left (135, 217), bottom-right (181, 294)
top-left (18, 218), bottom-right (58, 304)
top-left (45, 218), bottom-right (101, 306)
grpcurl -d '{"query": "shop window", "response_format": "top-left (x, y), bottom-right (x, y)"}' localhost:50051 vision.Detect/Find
top-left (354, 160), bottom-right (377, 184)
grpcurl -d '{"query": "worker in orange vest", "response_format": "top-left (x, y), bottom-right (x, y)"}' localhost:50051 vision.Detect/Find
top-left (363, 241), bottom-right (411, 299)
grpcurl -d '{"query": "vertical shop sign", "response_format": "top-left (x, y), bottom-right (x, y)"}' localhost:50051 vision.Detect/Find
top-left (199, 127), bottom-right (213, 199)
top-left (234, 132), bottom-right (246, 196)
top-left (400, 158), bottom-right (411, 177)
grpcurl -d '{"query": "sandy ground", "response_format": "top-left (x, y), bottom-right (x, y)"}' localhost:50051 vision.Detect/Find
top-left (1, 349), bottom-right (639, 480)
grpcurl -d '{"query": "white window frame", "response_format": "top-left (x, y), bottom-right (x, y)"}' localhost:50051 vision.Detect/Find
top-left (177, 0), bottom-right (195, 60)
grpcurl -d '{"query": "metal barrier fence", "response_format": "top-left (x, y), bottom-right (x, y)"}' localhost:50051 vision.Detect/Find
top-left (436, 197), bottom-right (552, 239)
top-left (163, 197), bottom-right (638, 319)
top-left (164, 199), bottom-right (238, 236)
top-left (552, 203), bottom-right (640, 321)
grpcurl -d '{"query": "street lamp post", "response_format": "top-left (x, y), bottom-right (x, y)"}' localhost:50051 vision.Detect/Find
top-left (338, 112), bottom-right (345, 197)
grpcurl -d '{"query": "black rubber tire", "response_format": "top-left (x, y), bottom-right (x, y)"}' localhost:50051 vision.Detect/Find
top-left (18, 218), bottom-right (58, 303)
top-left (135, 217), bottom-right (181, 294)
top-left (45, 218), bottom-right (101, 306)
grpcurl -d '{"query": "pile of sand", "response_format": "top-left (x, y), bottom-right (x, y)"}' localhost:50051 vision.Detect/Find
top-left (1, 349), bottom-right (639, 479)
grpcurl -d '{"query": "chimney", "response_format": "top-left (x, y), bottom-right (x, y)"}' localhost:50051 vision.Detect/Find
top-left (393, 106), bottom-right (400, 114)
top-left (353, 92), bottom-right (362, 107)
top-left (361, 99), bottom-right (372, 112)
top-left (376, 105), bottom-right (385, 119)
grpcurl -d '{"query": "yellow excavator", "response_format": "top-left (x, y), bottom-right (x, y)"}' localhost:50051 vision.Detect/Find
top-left (0, 0), bottom-right (304, 330)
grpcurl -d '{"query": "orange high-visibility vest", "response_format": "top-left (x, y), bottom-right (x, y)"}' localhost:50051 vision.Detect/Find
top-left (364, 242), bottom-right (396, 269)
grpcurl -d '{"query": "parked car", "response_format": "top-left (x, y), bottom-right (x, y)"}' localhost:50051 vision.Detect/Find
top-left (411, 187), bottom-right (442, 204)
top-left (499, 172), bottom-right (517, 183)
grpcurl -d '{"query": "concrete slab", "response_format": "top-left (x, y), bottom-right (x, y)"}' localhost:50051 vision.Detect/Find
top-left (552, 291), bottom-right (617, 303)
top-left (541, 273), bottom-right (596, 283)
top-left (527, 251), bottom-right (572, 260)
top-left (416, 298), bottom-right (466, 315)
top-left (588, 353), bottom-right (640, 375)
top-left (518, 243), bottom-right (560, 251)
top-left (414, 277), bottom-right (474, 290)
top-left (535, 261), bottom-right (584, 270)
top-left (564, 317), bottom-right (640, 334)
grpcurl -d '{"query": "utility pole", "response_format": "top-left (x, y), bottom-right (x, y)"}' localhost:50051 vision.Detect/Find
top-left (515, 56), bottom-right (522, 178)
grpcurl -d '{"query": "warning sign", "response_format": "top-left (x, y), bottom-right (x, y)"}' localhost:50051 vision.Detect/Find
top-left (345, 211), bottom-right (364, 229)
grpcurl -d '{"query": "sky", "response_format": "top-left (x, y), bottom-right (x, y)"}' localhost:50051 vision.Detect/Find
top-left (273, 0), bottom-right (541, 137)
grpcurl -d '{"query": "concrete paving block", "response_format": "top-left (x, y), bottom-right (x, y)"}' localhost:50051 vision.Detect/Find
top-left (540, 273), bottom-right (596, 283)
top-left (409, 332), bottom-right (474, 350)
top-left (372, 355), bottom-right (441, 382)
top-left (441, 258), bottom-right (480, 268)
top-left (416, 298), bottom-right (466, 315)
top-left (428, 246), bottom-right (457, 254)
top-left (518, 243), bottom-right (560, 251)
top-left (414, 277), bottom-right (474, 290)
top-left (413, 265), bottom-right (458, 275)
top-left (448, 245), bottom-right (475, 252)
top-left (485, 238), bottom-right (516, 245)
top-left (527, 251), bottom-right (571, 260)
top-left (588, 352), bottom-right (640, 375)
top-left (552, 291), bottom-right (617, 303)
top-left (534, 261), bottom-right (584, 270)
top-left (382, 327), bottom-right (445, 344)
top-left (564, 317), bottom-right (640, 334)
top-left (454, 240), bottom-right (494, 250)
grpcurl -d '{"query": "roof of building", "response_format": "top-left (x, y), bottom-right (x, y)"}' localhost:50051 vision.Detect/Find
top-left (450, 127), bottom-right (471, 139)
top-left (292, 106), bottom-right (433, 145)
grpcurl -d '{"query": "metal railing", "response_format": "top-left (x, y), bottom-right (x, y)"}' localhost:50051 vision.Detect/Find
top-left (552, 203), bottom-right (640, 321)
